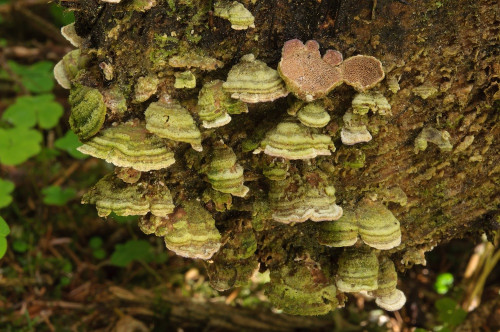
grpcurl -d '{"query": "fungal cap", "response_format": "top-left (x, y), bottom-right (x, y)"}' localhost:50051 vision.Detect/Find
top-left (223, 54), bottom-right (288, 103)
top-left (375, 289), bottom-right (406, 311)
top-left (206, 145), bottom-right (249, 197)
top-left (145, 99), bottom-right (203, 151)
top-left (164, 202), bottom-right (221, 260)
top-left (77, 122), bottom-right (176, 171)
top-left (174, 70), bottom-right (196, 89)
top-left (255, 120), bottom-right (335, 160)
top-left (69, 85), bottom-right (107, 140)
top-left (262, 160), bottom-right (289, 181)
top-left (356, 199), bottom-right (401, 250)
top-left (336, 248), bottom-right (379, 293)
top-left (133, 75), bottom-right (159, 103)
top-left (352, 92), bottom-right (391, 115)
top-left (197, 80), bottom-right (248, 129)
top-left (61, 23), bottom-right (84, 47)
top-left (296, 102), bottom-right (331, 128)
top-left (318, 209), bottom-right (359, 247)
top-left (214, 1), bottom-right (255, 30)
top-left (341, 55), bottom-right (385, 92)
top-left (54, 49), bottom-right (88, 90)
top-left (168, 53), bottom-right (223, 71)
top-left (341, 127), bottom-right (373, 145)
top-left (278, 39), bottom-right (343, 101)
top-left (372, 257), bottom-right (398, 298)
top-left (82, 174), bottom-right (150, 217)
top-left (414, 127), bottom-right (453, 153)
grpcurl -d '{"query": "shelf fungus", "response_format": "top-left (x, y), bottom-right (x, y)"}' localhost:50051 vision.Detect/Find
top-left (370, 257), bottom-right (406, 311)
top-left (340, 110), bottom-right (372, 145)
top-left (82, 174), bottom-right (175, 217)
top-left (77, 122), bottom-right (175, 171)
top-left (145, 99), bottom-right (203, 151)
top-left (163, 202), bottom-right (221, 260)
top-left (336, 248), bottom-right (379, 293)
top-left (168, 53), bottom-right (223, 71)
top-left (214, 1), bottom-right (255, 30)
top-left (61, 23), bottom-right (84, 47)
top-left (296, 102), bottom-right (331, 128)
top-left (269, 169), bottom-right (342, 223)
top-left (414, 126), bottom-right (453, 154)
top-left (205, 144), bottom-right (249, 197)
top-left (341, 55), bottom-right (385, 92)
top-left (356, 199), bottom-right (401, 250)
top-left (278, 39), bottom-right (343, 102)
top-left (222, 54), bottom-right (288, 103)
top-left (54, 49), bottom-right (88, 90)
top-left (262, 159), bottom-right (290, 181)
top-left (254, 119), bottom-right (335, 159)
top-left (139, 214), bottom-right (171, 237)
top-left (266, 260), bottom-right (339, 315)
top-left (351, 91), bottom-right (391, 116)
top-left (318, 209), bottom-right (359, 247)
top-left (133, 75), bottom-right (159, 103)
top-left (174, 71), bottom-right (196, 89)
top-left (69, 85), bottom-right (107, 140)
top-left (197, 80), bottom-right (248, 129)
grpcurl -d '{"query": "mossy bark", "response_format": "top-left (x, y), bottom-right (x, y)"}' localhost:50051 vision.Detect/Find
top-left (64, 0), bottom-right (499, 326)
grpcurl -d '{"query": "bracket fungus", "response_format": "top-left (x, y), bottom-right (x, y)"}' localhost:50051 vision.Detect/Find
top-left (54, 49), bottom-right (88, 90)
top-left (69, 85), bottom-right (107, 140)
top-left (340, 110), bottom-right (372, 145)
top-left (318, 209), bottom-right (359, 247)
top-left (414, 126), bottom-right (453, 154)
top-left (214, 1), bottom-right (255, 30)
top-left (336, 248), bottom-right (379, 293)
top-left (197, 80), bottom-right (248, 129)
top-left (82, 174), bottom-right (175, 217)
top-left (341, 55), bottom-right (385, 92)
top-left (174, 70), bottom-right (196, 89)
top-left (370, 257), bottom-right (406, 311)
top-left (352, 91), bottom-right (391, 116)
top-left (266, 260), bottom-right (339, 316)
top-left (205, 144), bottom-right (249, 197)
top-left (163, 202), bottom-right (221, 260)
top-left (61, 23), bottom-right (84, 47)
top-left (168, 53), bottom-right (223, 71)
top-left (254, 119), bottom-right (335, 160)
top-left (269, 168), bottom-right (342, 223)
top-left (356, 199), bottom-right (402, 250)
top-left (296, 102), bottom-right (331, 128)
top-left (222, 54), bottom-right (288, 103)
top-left (77, 122), bottom-right (175, 172)
top-left (145, 99), bottom-right (203, 151)
top-left (278, 39), bottom-right (343, 102)
top-left (133, 75), bottom-right (159, 103)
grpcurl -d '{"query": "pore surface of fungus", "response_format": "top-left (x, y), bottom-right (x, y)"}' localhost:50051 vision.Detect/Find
top-left (278, 39), bottom-right (343, 101)
top-left (341, 55), bottom-right (385, 92)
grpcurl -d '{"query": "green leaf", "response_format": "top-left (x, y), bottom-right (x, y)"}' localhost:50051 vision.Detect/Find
top-left (0, 216), bottom-right (9, 237)
top-left (93, 248), bottom-right (106, 260)
top-left (436, 297), bottom-right (467, 327)
top-left (0, 237), bottom-right (7, 259)
top-left (54, 130), bottom-right (88, 159)
top-left (0, 179), bottom-right (15, 208)
top-left (2, 94), bottom-right (63, 129)
top-left (89, 236), bottom-right (103, 249)
top-left (0, 127), bottom-right (42, 165)
top-left (42, 186), bottom-right (77, 206)
top-left (49, 3), bottom-right (75, 26)
top-left (8, 60), bottom-right (54, 93)
top-left (110, 240), bottom-right (155, 267)
top-left (12, 239), bottom-right (28, 253)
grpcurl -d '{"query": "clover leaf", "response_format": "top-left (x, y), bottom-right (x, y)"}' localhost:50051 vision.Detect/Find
top-left (8, 60), bottom-right (55, 93)
top-left (110, 240), bottom-right (155, 267)
top-left (0, 127), bottom-right (42, 165)
top-left (54, 130), bottom-right (88, 159)
top-left (2, 94), bottom-right (63, 129)
top-left (0, 216), bottom-right (9, 237)
top-left (42, 186), bottom-right (77, 206)
top-left (0, 179), bottom-right (15, 209)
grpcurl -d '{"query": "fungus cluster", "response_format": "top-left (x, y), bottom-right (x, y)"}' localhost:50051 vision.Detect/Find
top-left (56, 4), bottom-right (403, 316)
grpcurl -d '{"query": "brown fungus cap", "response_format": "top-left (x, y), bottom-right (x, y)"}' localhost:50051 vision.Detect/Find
top-left (278, 39), bottom-right (343, 102)
top-left (341, 55), bottom-right (385, 92)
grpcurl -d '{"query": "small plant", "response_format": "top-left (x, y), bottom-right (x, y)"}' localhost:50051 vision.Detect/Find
top-left (0, 178), bottom-right (14, 208)
top-left (0, 216), bottom-right (10, 259)
top-left (434, 297), bottom-right (467, 332)
top-left (89, 236), bottom-right (107, 260)
top-left (42, 186), bottom-right (77, 206)
top-left (110, 239), bottom-right (157, 267)
top-left (434, 272), bottom-right (454, 295)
